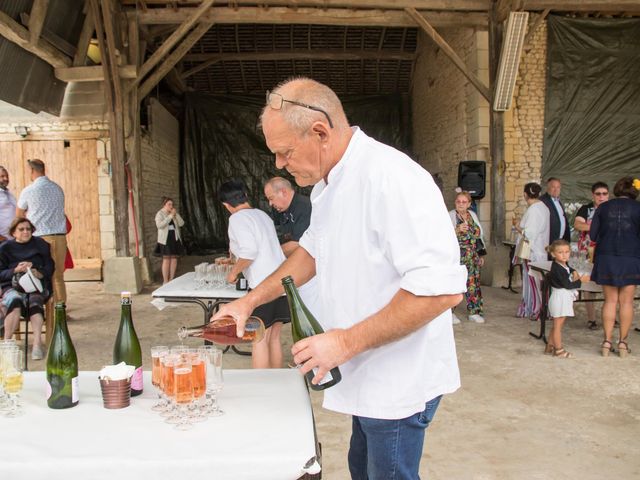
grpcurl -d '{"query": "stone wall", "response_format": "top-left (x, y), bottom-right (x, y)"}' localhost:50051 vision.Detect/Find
top-left (411, 28), bottom-right (491, 233)
top-left (139, 98), bottom-right (180, 279)
top-left (503, 15), bottom-right (547, 234)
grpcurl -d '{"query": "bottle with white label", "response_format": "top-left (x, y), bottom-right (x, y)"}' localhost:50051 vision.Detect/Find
top-left (281, 275), bottom-right (342, 391)
top-left (113, 292), bottom-right (143, 396)
top-left (46, 302), bottom-right (79, 408)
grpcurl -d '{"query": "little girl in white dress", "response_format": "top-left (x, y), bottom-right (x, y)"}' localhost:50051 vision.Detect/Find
top-left (546, 240), bottom-right (590, 358)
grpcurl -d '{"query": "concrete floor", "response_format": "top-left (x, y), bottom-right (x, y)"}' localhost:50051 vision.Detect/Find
top-left (25, 279), bottom-right (640, 479)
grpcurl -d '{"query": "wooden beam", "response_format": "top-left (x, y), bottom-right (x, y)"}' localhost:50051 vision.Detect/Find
top-left (90, 0), bottom-right (130, 256)
top-left (55, 65), bottom-right (137, 82)
top-left (20, 12), bottom-right (76, 57)
top-left (0, 130), bottom-right (108, 142)
top-left (101, 0), bottom-right (124, 109)
top-left (28, 0), bottom-right (49, 45)
top-left (121, 0), bottom-right (490, 9)
top-left (89, 0), bottom-right (112, 108)
top-left (489, 4), bottom-right (505, 245)
top-left (0, 9), bottom-right (71, 68)
top-left (181, 50), bottom-right (416, 79)
top-left (523, 8), bottom-right (549, 52)
top-left (73, 5), bottom-right (95, 66)
top-left (165, 68), bottom-right (188, 94)
top-left (138, 21), bottom-right (212, 99)
top-left (134, 7), bottom-right (488, 28)
top-left (523, 1), bottom-right (640, 13)
top-left (405, 7), bottom-right (491, 102)
top-left (184, 49), bottom-right (416, 62)
top-left (130, 0), bottom-right (215, 91)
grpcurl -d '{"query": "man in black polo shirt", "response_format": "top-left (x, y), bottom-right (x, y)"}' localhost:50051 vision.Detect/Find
top-left (264, 177), bottom-right (311, 257)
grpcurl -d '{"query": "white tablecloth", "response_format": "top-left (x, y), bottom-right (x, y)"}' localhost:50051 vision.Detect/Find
top-left (152, 272), bottom-right (246, 300)
top-left (1, 370), bottom-right (318, 480)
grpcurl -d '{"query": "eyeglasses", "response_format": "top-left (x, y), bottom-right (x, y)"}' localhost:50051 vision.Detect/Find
top-left (265, 91), bottom-right (334, 129)
top-left (16, 227), bottom-right (32, 232)
top-left (594, 192), bottom-right (609, 196)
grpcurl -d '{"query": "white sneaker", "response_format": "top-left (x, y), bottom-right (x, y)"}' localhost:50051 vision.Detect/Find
top-left (31, 345), bottom-right (45, 360)
top-left (468, 314), bottom-right (485, 324)
top-left (452, 313), bottom-right (461, 325)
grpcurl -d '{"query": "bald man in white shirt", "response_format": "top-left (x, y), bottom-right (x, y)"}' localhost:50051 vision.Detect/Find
top-left (214, 78), bottom-right (466, 479)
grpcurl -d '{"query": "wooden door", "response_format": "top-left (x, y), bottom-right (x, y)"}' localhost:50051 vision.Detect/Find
top-left (0, 139), bottom-right (101, 278)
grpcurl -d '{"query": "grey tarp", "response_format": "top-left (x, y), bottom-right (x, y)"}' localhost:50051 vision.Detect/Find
top-left (542, 16), bottom-right (640, 211)
top-left (181, 93), bottom-right (409, 253)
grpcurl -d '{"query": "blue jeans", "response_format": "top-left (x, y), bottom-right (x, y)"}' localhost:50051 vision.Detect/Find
top-left (348, 395), bottom-right (442, 480)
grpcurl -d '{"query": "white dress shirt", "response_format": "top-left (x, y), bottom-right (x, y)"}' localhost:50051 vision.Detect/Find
top-left (228, 208), bottom-right (285, 289)
top-left (551, 196), bottom-right (566, 238)
top-left (299, 128), bottom-right (467, 419)
top-left (0, 188), bottom-right (16, 237)
top-left (17, 176), bottom-right (66, 236)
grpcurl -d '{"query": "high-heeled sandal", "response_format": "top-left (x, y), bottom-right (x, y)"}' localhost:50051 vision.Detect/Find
top-left (601, 340), bottom-right (613, 357)
top-left (544, 343), bottom-right (555, 355)
top-left (553, 347), bottom-right (573, 359)
top-left (618, 340), bottom-right (631, 358)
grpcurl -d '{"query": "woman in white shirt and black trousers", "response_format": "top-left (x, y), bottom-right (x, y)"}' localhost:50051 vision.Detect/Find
top-left (154, 197), bottom-right (185, 284)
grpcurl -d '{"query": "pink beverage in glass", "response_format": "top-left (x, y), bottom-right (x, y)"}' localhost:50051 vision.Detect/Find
top-left (162, 362), bottom-right (175, 398)
top-left (152, 356), bottom-right (162, 387)
top-left (174, 367), bottom-right (193, 404)
top-left (191, 360), bottom-right (206, 399)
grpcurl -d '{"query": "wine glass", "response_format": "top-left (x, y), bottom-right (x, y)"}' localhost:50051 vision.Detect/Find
top-left (202, 346), bottom-right (224, 417)
top-left (3, 348), bottom-right (24, 417)
top-left (187, 348), bottom-right (207, 422)
top-left (151, 346), bottom-right (169, 411)
top-left (173, 357), bottom-right (194, 431)
top-left (161, 354), bottom-right (179, 422)
top-left (0, 342), bottom-right (19, 413)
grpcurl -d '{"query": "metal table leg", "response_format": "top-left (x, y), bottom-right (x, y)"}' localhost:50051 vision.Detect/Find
top-left (502, 244), bottom-right (519, 293)
top-left (529, 274), bottom-right (548, 344)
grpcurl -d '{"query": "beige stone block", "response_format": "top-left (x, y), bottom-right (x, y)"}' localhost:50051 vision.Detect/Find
top-left (100, 214), bottom-right (115, 233)
top-left (101, 248), bottom-right (116, 259)
top-left (96, 140), bottom-right (107, 159)
top-left (100, 231), bottom-right (115, 250)
top-left (99, 195), bottom-right (112, 215)
top-left (98, 175), bottom-right (112, 195)
top-left (103, 256), bottom-right (142, 293)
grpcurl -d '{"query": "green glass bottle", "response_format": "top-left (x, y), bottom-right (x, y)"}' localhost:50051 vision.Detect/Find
top-left (113, 292), bottom-right (143, 396)
top-left (281, 275), bottom-right (342, 391)
top-left (46, 302), bottom-right (79, 409)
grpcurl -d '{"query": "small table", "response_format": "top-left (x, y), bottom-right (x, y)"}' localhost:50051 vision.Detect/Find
top-left (1, 370), bottom-right (320, 480)
top-left (152, 272), bottom-right (250, 355)
top-left (501, 240), bottom-right (519, 293)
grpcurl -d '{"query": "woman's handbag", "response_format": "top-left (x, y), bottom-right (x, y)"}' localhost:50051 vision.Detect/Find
top-left (515, 235), bottom-right (531, 260)
top-left (11, 268), bottom-right (44, 294)
top-left (476, 238), bottom-right (487, 257)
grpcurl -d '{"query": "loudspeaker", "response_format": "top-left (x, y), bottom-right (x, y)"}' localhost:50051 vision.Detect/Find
top-left (458, 161), bottom-right (486, 199)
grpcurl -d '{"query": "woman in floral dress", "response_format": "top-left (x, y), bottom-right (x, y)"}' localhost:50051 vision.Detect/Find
top-left (449, 191), bottom-right (486, 323)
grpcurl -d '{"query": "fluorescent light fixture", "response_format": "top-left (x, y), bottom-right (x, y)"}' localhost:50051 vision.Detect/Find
top-left (493, 11), bottom-right (529, 112)
top-left (14, 126), bottom-right (28, 138)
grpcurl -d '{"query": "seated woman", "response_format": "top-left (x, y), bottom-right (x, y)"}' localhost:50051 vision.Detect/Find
top-left (0, 217), bottom-right (54, 360)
